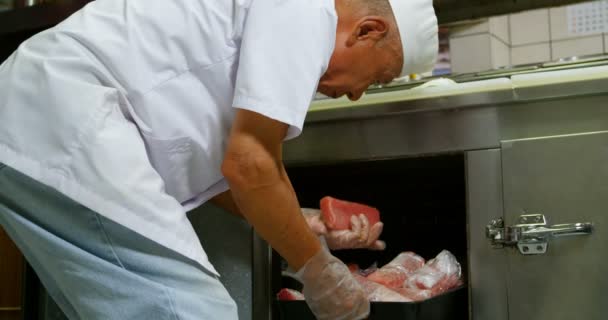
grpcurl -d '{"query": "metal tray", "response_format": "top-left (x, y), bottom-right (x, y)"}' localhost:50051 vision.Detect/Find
top-left (275, 286), bottom-right (468, 320)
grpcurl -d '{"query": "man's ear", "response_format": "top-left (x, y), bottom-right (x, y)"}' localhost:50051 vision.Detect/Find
top-left (346, 16), bottom-right (389, 46)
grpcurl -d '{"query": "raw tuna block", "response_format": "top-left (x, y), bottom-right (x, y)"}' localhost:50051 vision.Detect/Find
top-left (367, 252), bottom-right (425, 289)
top-left (320, 196), bottom-right (381, 230)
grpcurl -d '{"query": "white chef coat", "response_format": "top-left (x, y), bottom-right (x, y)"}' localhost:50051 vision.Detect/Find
top-left (0, 0), bottom-right (337, 274)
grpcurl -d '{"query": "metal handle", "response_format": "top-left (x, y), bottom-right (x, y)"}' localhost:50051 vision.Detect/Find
top-left (522, 222), bottom-right (594, 240)
top-left (486, 214), bottom-right (594, 255)
top-left (538, 222), bottom-right (594, 238)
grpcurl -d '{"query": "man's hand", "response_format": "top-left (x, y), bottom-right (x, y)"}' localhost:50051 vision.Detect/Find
top-left (296, 248), bottom-right (370, 320)
top-left (302, 208), bottom-right (386, 251)
top-left (301, 208), bottom-right (328, 235)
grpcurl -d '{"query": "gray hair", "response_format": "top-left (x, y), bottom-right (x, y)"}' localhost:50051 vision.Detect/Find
top-left (348, 0), bottom-right (394, 17)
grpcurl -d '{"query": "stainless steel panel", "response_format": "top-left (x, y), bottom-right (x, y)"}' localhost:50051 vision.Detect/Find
top-left (304, 78), bottom-right (608, 124)
top-left (466, 149), bottom-right (508, 320)
top-left (497, 96), bottom-right (608, 142)
top-left (500, 131), bottom-right (608, 320)
top-left (513, 78), bottom-right (608, 102)
top-left (188, 204), bottom-right (253, 320)
top-left (286, 94), bottom-right (608, 165)
top-left (434, 0), bottom-right (588, 24)
top-left (360, 107), bottom-right (500, 159)
top-left (286, 106), bottom-right (501, 164)
top-left (283, 119), bottom-right (373, 164)
top-left (305, 90), bottom-right (515, 123)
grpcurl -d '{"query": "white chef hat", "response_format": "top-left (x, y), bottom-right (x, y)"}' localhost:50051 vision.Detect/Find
top-left (387, 0), bottom-right (439, 76)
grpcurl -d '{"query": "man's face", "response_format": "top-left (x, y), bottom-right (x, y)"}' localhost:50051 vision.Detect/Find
top-left (318, 19), bottom-right (403, 101)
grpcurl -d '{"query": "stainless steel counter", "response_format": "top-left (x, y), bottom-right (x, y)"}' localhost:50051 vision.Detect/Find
top-left (284, 68), bottom-right (608, 164)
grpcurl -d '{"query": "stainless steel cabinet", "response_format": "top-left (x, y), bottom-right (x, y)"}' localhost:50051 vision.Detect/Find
top-left (260, 80), bottom-right (608, 320)
top-left (499, 131), bottom-right (608, 320)
top-left (467, 149), bottom-right (508, 320)
top-left (468, 132), bottom-right (608, 320)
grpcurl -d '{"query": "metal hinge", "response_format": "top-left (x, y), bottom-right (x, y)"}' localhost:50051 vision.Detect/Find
top-left (486, 214), bottom-right (594, 255)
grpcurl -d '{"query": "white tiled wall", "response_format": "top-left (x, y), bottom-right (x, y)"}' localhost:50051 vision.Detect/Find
top-left (450, 34), bottom-right (492, 73)
top-left (449, 0), bottom-right (608, 73)
top-left (491, 37), bottom-right (511, 68)
top-left (510, 9), bottom-right (550, 45)
top-left (511, 43), bottom-right (551, 65)
top-left (552, 35), bottom-right (605, 58)
top-left (489, 15), bottom-right (510, 43)
top-left (450, 20), bottom-right (490, 37)
top-left (550, 7), bottom-right (571, 40)
top-left (550, 6), bottom-right (605, 40)
top-left (449, 15), bottom-right (510, 72)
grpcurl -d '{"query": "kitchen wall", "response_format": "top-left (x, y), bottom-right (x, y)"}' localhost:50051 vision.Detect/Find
top-left (449, 0), bottom-right (608, 73)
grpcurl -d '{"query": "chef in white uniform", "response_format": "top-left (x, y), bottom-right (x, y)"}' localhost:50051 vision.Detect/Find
top-left (0, 0), bottom-right (437, 319)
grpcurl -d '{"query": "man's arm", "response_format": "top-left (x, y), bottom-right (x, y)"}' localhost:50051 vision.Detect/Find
top-left (211, 178), bottom-right (386, 251)
top-left (221, 109), bottom-right (320, 270)
top-left (209, 190), bottom-right (243, 218)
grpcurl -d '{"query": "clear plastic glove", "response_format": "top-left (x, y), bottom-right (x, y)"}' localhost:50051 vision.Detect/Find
top-left (302, 208), bottom-right (386, 251)
top-left (301, 208), bottom-right (328, 235)
top-left (295, 248), bottom-right (370, 320)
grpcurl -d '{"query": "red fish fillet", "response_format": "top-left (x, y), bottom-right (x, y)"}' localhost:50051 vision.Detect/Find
top-left (320, 196), bottom-right (381, 230)
top-left (353, 274), bottom-right (412, 302)
top-left (347, 263), bottom-right (360, 273)
top-left (366, 252), bottom-right (425, 289)
top-left (396, 287), bottom-right (432, 301)
top-left (277, 288), bottom-right (305, 301)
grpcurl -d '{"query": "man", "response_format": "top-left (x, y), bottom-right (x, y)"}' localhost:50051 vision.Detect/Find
top-left (0, 0), bottom-right (437, 319)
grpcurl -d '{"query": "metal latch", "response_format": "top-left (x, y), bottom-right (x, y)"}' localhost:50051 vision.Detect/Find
top-left (486, 214), bottom-right (593, 255)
